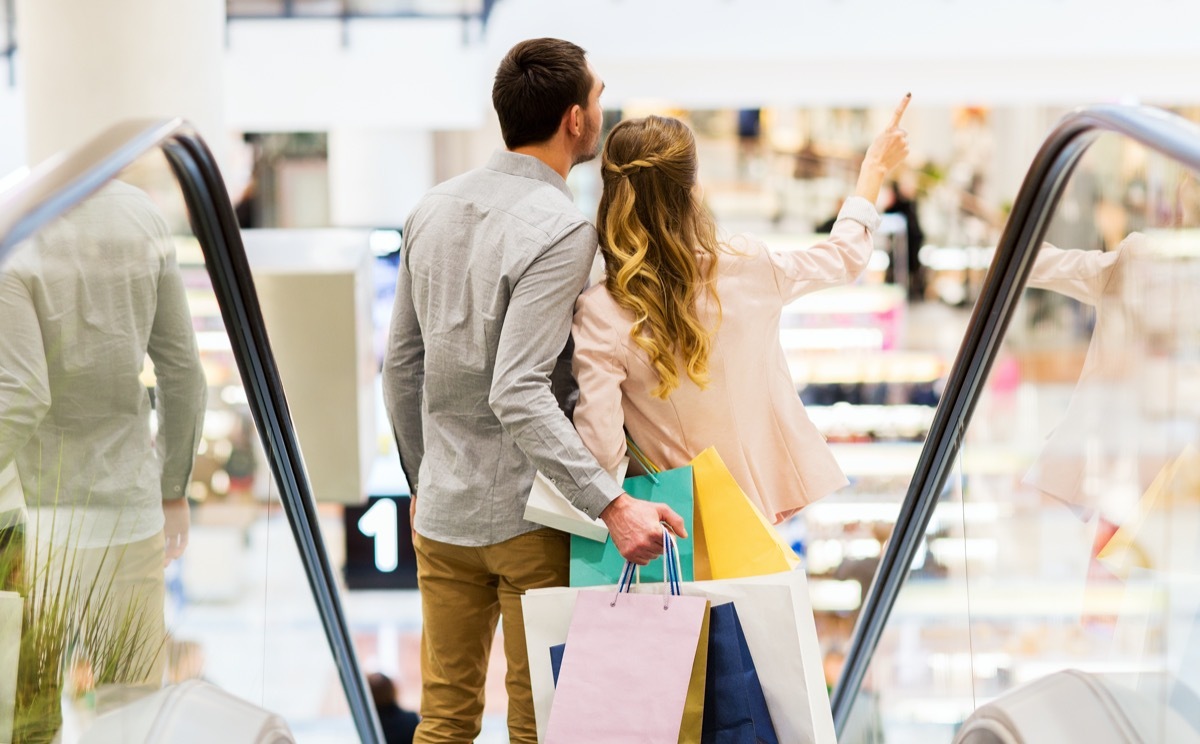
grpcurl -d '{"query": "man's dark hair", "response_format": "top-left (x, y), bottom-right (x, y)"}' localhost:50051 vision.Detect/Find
top-left (492, 38), bottom-right (592, 149)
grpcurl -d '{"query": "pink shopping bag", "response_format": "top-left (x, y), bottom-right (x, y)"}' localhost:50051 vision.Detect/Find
top-left (546, 532), bottom-right (710, 743)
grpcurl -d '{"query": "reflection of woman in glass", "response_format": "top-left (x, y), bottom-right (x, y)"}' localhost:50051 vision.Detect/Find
top-left (1024, 231), bottom-right (1200, 547)
top-left (0, 181), bottom-right (207, 690)
top-left (572, 98), bottom-right (910, 523)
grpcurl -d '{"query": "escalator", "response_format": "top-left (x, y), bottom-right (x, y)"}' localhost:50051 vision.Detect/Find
top-left (0, 121), bottom-right (383, 742)
top-left (831, 106), bottom-right (1200, 742)
top-left (2, 102), bottom-right (1199, 744)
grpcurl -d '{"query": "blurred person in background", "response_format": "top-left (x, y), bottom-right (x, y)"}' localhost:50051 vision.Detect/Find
top-left (816, 197), bottom-right (848, 234)
top-left (884, 177), bottom-right (926, 300)
top-left (369, 672), bottom-right (419, 744)
top-left (736, 108), bottom-right (763, 179)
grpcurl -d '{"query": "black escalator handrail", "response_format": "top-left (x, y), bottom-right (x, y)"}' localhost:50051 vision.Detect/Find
top-left (0, 120), bottom-right (184, 257)
top-left (0, 119), bottom-right (384, 744)
top-left (831, 104), bottom-right (1200, 734)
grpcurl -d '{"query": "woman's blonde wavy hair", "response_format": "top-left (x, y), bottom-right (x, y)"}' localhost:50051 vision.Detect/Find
top-left (598, 115), bottom-right (722, 399)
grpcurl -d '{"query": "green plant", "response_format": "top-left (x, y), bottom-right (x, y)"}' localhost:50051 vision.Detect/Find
top-left (0, 515), bottom-right (165, 744)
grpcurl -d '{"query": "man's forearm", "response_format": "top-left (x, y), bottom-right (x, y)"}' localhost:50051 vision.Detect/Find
top-left (156, 382), bottom-right (206, 499)
top-left (382, 362), bottom-right (424, 495)
top-left (489, 378), bottom-right (622, 519)
top-left (383, 236), bottom-right (426, 495)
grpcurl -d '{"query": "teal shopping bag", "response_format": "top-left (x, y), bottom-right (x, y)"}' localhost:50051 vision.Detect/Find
top-left (569, 465), bottom-right (694, 586)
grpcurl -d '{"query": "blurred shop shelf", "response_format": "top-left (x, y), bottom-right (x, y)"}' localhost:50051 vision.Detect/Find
top-left (791, 353), bottom-right (946, 384)
top-left (890, 580), bottom-right (1167, 618)
top-left (827, 442), bottom-right (1032, 478)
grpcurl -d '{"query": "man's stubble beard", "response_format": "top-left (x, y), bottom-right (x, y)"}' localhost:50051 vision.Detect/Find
top-left (572, 116), bottom-right (602, 166)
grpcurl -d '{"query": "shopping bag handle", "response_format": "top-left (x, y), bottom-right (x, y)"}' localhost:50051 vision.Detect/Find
top-left (612, 527), bottom-right (683, 609)
top-left (624, 434), bottom-right (661, 484)
top-left (615, 529), bottom-right (682, 596)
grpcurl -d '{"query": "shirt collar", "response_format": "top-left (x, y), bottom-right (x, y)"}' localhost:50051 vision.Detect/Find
top-left (486, 150), bottom-right (574, 200)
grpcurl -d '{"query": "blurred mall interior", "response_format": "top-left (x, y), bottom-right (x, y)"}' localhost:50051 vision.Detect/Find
top-left (1, 1), bottom-right (1200, 742)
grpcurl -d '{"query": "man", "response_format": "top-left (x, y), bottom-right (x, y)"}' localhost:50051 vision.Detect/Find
top-left (382, 38), bottom-right (684, 743)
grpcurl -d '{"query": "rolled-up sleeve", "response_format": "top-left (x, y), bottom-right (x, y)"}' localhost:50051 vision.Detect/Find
top-left (571, 291), bottom-right (628, 473)
top-left (769, 195), bottom-right (881, 302)
top-left (488, 222), bottom-right (622, 519)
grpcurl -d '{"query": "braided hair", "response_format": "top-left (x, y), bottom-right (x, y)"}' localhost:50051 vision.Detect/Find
top-left (597, 116), bottom-right (722, 399)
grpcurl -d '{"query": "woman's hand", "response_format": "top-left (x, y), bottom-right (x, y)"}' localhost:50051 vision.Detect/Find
top-left (855, 93), bottom-right (912, 203)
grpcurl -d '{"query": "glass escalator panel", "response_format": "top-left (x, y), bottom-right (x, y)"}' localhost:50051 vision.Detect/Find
top-left (0, 147), bottom-right (359, 742)
top-left (836, 449), bottom-right (975, 743)
top-left (843, 127), bottom-right (1200, 743)
top-left (950, 133), bottom-right (1200, 742)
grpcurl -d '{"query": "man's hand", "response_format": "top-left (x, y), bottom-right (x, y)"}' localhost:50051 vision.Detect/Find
top-left (599, 493), bottom-right (688, 565)
top-left (409, 493), bottom-right (417, 540)
top-left (163, 498), bottom-right (190, 567)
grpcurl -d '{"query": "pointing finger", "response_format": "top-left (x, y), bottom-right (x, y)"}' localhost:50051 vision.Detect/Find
top-left (890, 93), bottom-right (912, 128)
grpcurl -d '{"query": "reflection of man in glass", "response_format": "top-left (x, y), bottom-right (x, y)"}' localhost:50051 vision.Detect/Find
top-left (0, 181), bottom-right (207, 687)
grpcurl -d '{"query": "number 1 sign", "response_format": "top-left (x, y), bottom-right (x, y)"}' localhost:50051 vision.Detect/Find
top-left (343, 495), bottom-right (418, 589)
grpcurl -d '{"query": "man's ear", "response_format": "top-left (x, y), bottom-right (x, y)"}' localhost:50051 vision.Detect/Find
top-left (566, 104), bottom-right (583, 138)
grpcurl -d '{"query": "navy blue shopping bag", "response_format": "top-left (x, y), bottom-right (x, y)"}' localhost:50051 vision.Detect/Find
top-left (549, 643), bottom-right (566, 687)
top-left (702, 602), bottom-right (778, 743)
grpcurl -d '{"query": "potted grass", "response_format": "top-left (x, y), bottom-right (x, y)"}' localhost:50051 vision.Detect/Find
top-left (0, 518), bottom-right (165, 744)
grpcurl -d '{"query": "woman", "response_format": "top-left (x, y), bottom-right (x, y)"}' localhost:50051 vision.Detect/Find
top-left (572, 97), bottom-right (910, 523)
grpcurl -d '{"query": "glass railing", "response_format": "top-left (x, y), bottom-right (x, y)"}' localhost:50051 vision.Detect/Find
top-left (0, 121), bottom-right (382, 742)
top-left (833, 107), bottom-right (1200, 742)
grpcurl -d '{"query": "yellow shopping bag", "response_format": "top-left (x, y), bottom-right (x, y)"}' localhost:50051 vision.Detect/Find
top-left (626, 439), bottom-right (799, 581)
top-left (690, 448), bottom-right (800, 580)
top-left (1096, 444), bottom-right (1200, 579)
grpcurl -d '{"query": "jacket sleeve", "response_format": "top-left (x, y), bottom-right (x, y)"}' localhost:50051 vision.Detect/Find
top-left (571, 292), bottom-right (628, 474)
top-left (1026, 244), bottom-right (1120, 306)
top-left (767, 195), bottom-right (881, 302)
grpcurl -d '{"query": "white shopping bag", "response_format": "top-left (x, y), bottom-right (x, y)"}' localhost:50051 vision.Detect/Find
top-left (522, 586), bottom-right (581, 742)
top-left (681, 572), bottom-right (835, 744)
top-left (523, 459), bottom-right (627, 542)
top-left (0, 591), bottom-right (20, 743)
top-left (523, 568), bottom-right (834, 744)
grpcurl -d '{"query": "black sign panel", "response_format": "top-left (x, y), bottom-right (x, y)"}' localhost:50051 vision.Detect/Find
top-left (343, 495), bottom-right (418, 590)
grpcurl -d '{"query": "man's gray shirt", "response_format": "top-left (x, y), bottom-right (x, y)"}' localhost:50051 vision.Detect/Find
top-left (382, 151), bottom-right (622, 546)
